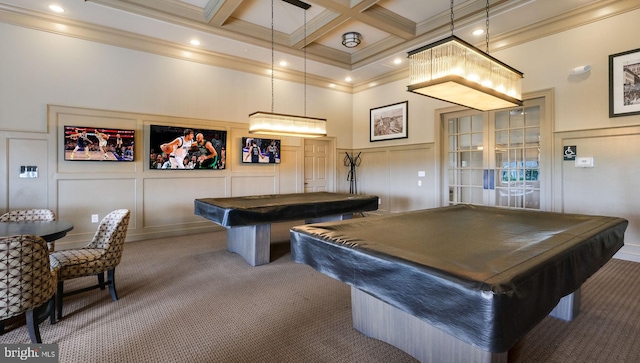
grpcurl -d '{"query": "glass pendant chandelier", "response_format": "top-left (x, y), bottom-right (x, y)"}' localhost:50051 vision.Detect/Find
top-left (407, 0), bottom-right (523, 111)
top-left (249, 0), bottom-right (327, 137)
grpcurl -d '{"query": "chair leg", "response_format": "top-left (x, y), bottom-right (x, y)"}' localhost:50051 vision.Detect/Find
top-left (25, 309), bottom-right (42, 343)
top-left (97, 272), bottom-right (106, 290)
top-left (48, 297), bottom-right (56, 325)
top-left (107, 269), bottom-right (118, 301)
top-left (56, 281), bottom-right (64, 320)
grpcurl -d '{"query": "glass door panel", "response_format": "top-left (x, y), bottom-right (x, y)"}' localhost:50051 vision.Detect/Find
top-left (494, 104), bottom-right (541, 209)
top-left (444, 99), bottom-right (544, 210)
top-left (446, 111), bottom-right (488, 205)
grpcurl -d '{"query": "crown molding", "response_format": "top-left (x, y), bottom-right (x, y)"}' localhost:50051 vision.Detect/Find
top-left (0, 4), bottom-right (353, 94)
top-left (2, 0), bottom-right (640, 95)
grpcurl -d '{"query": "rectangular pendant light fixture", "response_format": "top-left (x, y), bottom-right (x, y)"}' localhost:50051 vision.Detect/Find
top-left (249, 0), bottom-right (326, 138)
top-left (407, 36), bottom-right (523, 111)
top-left (249, 111), bottom-right (327, 137)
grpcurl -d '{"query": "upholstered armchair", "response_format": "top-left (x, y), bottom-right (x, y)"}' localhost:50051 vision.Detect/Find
top-left (49, 209), bottom-right (130, 319)
top-left (0, 235), bottom-right (57, 343)
top-left (0, 209), bottom-right (56, 222)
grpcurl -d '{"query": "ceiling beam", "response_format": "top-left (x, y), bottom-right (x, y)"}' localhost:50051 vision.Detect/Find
top-left (308, 0), bottom-right (416, 39)
top-left (206, 0), bottom-right (244, 26)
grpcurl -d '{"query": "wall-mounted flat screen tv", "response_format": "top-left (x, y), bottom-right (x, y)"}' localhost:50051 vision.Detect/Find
top-left (150, 125), bottom-right (227, 170)
top-left (64, 126), bottom-right (135, 161)
top-left (241, 137), bottom-right (281, 164)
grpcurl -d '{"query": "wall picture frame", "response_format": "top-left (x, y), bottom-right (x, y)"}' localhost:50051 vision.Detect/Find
top-left (370, 101), bottom-right (408, 142)
top-left (609, 47), bottom-right (640, 118)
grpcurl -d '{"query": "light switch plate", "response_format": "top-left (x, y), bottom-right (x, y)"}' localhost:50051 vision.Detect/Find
top-left (575, 157), bottom-right (594, 168)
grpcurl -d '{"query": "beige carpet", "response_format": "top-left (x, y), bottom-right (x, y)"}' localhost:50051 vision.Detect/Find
top-left (2, 221), bottom-right (640, 362)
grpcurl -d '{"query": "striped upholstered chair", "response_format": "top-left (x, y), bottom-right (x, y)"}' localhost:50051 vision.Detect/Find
top-left (49, 209), bottom-right (130, 319)
top-left (0, 209), bottom-right (56, 222)
top-left (0, 235), bottom-right (57, 343)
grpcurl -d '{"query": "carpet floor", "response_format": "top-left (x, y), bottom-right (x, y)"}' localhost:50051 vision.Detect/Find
top-left (1, 222), bottom-right (639, 362)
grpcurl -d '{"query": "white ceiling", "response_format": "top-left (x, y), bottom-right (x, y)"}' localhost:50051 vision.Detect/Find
top-left (1, 0), bottom-right (638, 88)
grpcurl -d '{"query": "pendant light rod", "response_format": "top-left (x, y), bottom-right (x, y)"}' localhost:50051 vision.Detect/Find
top-left (271, 0), bottom-right (275, 113)
top-left (485, 0), bottom-right (490, 53)
top-left (450, 0), bottom-right (454, 36)
top-left (304, 8), bottom-right (307, 117)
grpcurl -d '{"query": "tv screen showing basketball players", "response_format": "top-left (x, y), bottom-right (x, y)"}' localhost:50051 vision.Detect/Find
top-left (149, 124), bottom-right (227, 170)
top-left (241, 137), bottom-right (280, 164)
top-left (64, 126), bottom-right (135, 161)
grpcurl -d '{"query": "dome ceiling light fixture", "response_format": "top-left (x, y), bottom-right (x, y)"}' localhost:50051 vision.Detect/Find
top-left (342, 32), bottom-right (361, 48)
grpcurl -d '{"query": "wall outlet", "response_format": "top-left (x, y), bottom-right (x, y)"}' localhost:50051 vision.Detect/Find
top-left (378, 198), bottom-right (382, 204)
top-left (91, 214), bottom-right (99, 223)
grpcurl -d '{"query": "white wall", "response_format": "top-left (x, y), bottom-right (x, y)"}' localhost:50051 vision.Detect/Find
top-left (3, 8), bottom-right (640, 260)
top-left (0, 23), bottom-right (350, 246)
top-left (0, 23), bottom-right (352, 147)
top-left (352, 79), bottom-right (447, 148)
top-left (352, 9), bottom-right (640, 145)
top-left (495, 9), bottom-right (640, 131)
top-left (351, 8), bottom-right (640, 261)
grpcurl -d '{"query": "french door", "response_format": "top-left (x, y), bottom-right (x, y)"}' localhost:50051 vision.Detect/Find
top-left (444, 97), bottom-right (546, 209)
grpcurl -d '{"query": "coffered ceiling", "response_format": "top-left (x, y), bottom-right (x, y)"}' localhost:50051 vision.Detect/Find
top-left (1, 0), bottom-right (639, 90)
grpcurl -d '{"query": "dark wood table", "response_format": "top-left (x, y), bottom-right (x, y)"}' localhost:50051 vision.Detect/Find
top-left (290, 205), bottom-right (628, 363)
top-left (194, 192), bottom-right (379, 266)
top-left (0, 220), bottom-right (74, 250)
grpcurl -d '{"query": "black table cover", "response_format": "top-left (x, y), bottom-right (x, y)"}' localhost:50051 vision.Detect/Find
top-left (195, 192), bottom-right (379, 227)
top-left (290, 204), bottom-right (627, 352)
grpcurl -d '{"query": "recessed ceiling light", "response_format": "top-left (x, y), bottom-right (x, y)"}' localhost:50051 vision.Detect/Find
top-left (345, 77), bottom-right (352, 82)
top-left (472, 29), bottom-right (485, 36)
top-left (393, 58), bottom-right (402, 65)
top-left (48, 5), bottom-right (65, 13)
top-left (279, 60), bottom-right (288, 67)
top-left (190, 39), bottom-right (201, 46)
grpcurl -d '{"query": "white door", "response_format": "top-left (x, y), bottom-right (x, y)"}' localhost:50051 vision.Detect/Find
top-left (443, 98), bottom-right (546, 210)
top-left (304, 139), bottom-right (333, 192)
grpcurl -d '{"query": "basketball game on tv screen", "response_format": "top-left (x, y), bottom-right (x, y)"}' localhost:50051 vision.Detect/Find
top-left (241, 137), bottom-right (280, 164)
top-left (149, 125), bottom-right (227, 170)
top-left (64, 126), bottom-right (134, 161)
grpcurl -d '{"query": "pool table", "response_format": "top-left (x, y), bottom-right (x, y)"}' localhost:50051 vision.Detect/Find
top-left (290, 205), bottom-right (627, 362)
top-left (194, 192), bottom-right (379, 266)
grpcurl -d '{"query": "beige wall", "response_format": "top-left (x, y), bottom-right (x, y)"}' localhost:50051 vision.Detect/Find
top-left (34, 105), bottom-right (313, 248)
top-left (2, 8), bottom-right (640, 261)
top-left (553, 126), bottom-right (640, 261)
top-left (338, 144), bottom-right (437, 213)
top-left (350, 9), bottom-right (640, 261)
top-left (0, 23), bottom-right (352, 144)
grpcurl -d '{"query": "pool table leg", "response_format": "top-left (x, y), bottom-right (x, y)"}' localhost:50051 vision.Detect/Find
top-left (549, 288), bottom-right (581, 321)
top-left (305, 213), bottom-right (353, 224)
top-left (351, 287), bottom-right (507, 363)
top-left (226, 224), bottom-right (271, 266)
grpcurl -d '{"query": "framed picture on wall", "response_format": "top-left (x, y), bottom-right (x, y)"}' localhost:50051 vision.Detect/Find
top-left (609, 47), bottom-right (640, 117)
top-left (370, 101), bottom-right (408, 142)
